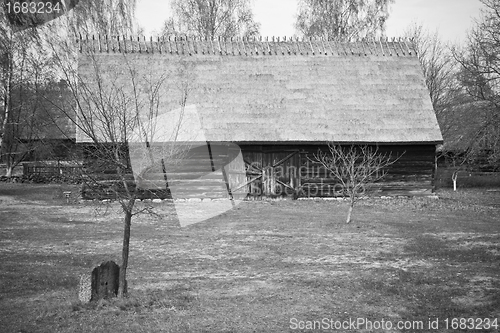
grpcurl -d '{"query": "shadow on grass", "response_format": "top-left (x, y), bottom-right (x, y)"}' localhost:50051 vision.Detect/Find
top-left (362, 269), bottom-right (500, 332)
top-left (72, 285), bottom-right (198, 313)
top-left (356, 234), bottom-right (500, 332)
top-left (405, 235), bottom-right (498, 263)
top-left (0, 253), bottom-right (119, 297)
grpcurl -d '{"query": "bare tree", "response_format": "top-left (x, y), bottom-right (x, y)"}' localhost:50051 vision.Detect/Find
top-left (166, 0), bottom-right (260, 39)
top-left (1, 58), bottom-right (58, 177)
top-left (451, 0), bottom-right (500, 170)
top-left (404, 25), bottom-right (473, 187)
top-left (1, 0), bottom-right (138, 178)
top-left (311, 144), bottom-right (401, 224)
top-left (406, 24), bottom-right (460, 117)
top-left (0, 5), bottom-right (51, 176)
top-left (70, 0), bottom-right (137, 36)
top-left (44, 38), bottom-right (193, 296)
top-left (0, 18), bottom-right (14, 168)
top-left (295, 0), bottom-right (394, 40)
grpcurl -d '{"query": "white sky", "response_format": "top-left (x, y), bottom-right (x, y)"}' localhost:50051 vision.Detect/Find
top-left (135, 0), bottom-right (485, 43)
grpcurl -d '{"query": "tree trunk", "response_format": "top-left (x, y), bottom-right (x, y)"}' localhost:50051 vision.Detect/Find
top-left (452, 171), bottom-right (458, 192)
top-left (0, 52), bottom-right (12, 167)
top-left (346, 199), bottom-right (354, 224)
top-left (4, 165), bottom-right (12, 178)
top-left (118, 206), bottom-right (133, 297)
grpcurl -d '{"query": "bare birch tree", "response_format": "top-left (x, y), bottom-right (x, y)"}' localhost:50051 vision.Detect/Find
top-left (312, 144), bottom-right (401, 224)
top-left (69, 0), bottom-right (137, 36)
top-left (295, 0), bottom-right (394, 40)
top-left (166, 0), bottom-right (260, 39)
top-left (0, 16), bottom-right (13, 168)
top-left (1, 5), bottom-right (50, 176)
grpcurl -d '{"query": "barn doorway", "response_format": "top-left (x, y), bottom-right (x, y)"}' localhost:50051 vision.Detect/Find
top-left (239, 149), bottom-right (300, 198)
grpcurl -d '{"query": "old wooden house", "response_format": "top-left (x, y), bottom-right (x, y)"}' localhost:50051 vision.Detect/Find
top-left (2, 81), bottom-right (77, 174)
top-left (76, 37), bottom-right (443, 199)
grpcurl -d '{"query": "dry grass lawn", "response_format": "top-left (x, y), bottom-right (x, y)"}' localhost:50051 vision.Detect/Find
top-left (0, 183), bottom-right (499, 332)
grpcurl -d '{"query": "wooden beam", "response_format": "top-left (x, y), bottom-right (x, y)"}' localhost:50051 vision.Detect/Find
top-left (272, 151), bottom-right (298, 167)
top-left (232, 175), bottom-right (262, 193)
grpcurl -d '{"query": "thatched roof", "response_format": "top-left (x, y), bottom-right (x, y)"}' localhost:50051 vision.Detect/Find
top-left (438, 101), bottom-right (496, 152)
top-left (76, 38), bottom-right (442, 144)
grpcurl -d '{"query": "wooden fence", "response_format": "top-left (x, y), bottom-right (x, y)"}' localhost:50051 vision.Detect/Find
top-left (23, 163), bottom-right (83, 177)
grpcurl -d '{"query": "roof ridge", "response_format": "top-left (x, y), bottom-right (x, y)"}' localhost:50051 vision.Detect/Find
top-left (77, 35), bottom-right (417, 57)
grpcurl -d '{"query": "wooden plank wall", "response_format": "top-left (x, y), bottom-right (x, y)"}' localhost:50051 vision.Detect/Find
top-left (80, 143), bottom-right (437, 199)
top-left (81, 143), bottom-right (237, 200)
top-left (239, 144), bottom-right (437, 197)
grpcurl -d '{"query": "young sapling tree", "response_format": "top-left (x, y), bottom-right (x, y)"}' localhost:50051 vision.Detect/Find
top-left (312, 143), bottom-right (402, 223)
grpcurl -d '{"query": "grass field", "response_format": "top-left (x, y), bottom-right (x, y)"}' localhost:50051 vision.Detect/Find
top-left (0, 183), bottom-right (499, 332)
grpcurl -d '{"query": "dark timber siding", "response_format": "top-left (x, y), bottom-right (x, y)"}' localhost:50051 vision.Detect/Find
top-left (238, 144), bottom-right (436, 197)
top-left (81, 143), bottom-right (437, 199)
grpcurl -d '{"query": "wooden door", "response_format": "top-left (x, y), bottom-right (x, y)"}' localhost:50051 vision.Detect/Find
top-left (239, 149), bottom-right (300, 197)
